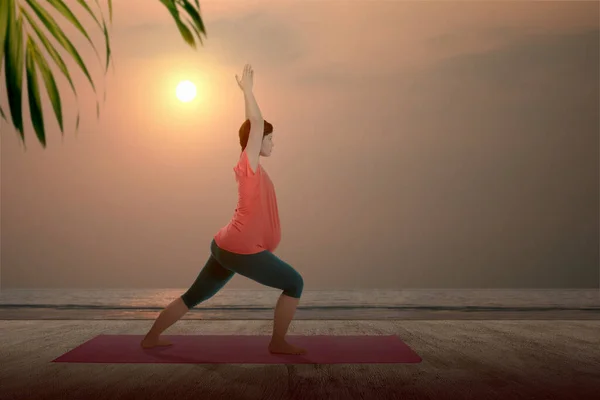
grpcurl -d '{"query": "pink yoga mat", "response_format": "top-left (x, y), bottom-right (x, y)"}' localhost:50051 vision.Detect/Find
top-left (52, 335), bottom-right (422, 364)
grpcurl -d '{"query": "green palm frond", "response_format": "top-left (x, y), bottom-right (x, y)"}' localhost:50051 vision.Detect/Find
top-left (26, 36), bottom-right (45, 146)
top-left (32, 38), bottom-right (63, 134)
top-left (48, 0), bottom-right (102, 64)
top-left (21, 5), bottom-right (80, 135)
top-left (5, 3), bottom-right (25, 142)
top-left (0, 1), bottom-right (7, 123)
top-left (0, 0), bottom-right (207, 148)
top-left (0, 0), bottom-right (9, 68)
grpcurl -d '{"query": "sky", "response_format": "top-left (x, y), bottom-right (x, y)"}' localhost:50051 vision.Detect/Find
top-left (1, 0), bottom-right (598, 290)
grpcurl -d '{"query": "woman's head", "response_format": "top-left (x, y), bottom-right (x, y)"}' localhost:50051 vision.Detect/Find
top-left (239, 119), bottom-right (275, 157)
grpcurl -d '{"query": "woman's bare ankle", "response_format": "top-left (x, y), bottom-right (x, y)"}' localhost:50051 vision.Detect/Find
top-left (268, 337), bottom-right (306, 355)
top-left (142, 333), bottom-right (157, 342)
top-left (270, 335), bottom-right (286, 345)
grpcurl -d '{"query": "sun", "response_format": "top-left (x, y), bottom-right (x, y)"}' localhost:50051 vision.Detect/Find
top-left (176, 80), bottom-right (197, 102)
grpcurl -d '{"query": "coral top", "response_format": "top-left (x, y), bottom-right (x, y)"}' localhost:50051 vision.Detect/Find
top-left (214, 150), bottom-right (281, 254)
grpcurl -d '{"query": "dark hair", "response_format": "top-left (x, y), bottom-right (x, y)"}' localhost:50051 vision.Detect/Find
top-left (239, 119), bottom-right (273, 150)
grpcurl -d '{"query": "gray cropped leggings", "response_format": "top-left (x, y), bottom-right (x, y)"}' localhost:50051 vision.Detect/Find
top-left (181, 239), bottom-right (304, 309)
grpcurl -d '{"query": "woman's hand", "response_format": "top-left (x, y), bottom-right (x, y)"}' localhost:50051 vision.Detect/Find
top-left (236, 64), bottom-right (254, 92)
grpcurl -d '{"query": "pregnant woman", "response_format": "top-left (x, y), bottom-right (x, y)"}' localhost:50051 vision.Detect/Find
top-left (140, 64), bottom-right (306, 355)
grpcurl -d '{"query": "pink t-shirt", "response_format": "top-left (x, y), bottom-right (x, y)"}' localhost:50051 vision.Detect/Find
top-left (214, 150), bottom-right (281, 254)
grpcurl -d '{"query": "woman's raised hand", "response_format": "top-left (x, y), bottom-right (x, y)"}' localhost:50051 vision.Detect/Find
top-left (236, 64), bottom-right (254, 92)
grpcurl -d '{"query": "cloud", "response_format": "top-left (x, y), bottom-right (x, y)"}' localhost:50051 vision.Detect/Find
top-left (412, 29), bottom-right (600, 112)
top-left (112, 9), bottom-right (306, 69)
top-left (289, 28), bottom-right (599, 112)
top-left (206, 11), bottom-right (307, 68)
top-left (287, 28), bottom-right (599, 198)
top-left (392, 29), bottom-right (599, 210)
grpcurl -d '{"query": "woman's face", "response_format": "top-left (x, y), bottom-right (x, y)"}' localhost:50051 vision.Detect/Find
top-left (260, 134), bottom-right (274, 157)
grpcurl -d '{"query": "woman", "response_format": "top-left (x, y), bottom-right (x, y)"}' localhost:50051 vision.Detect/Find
top-left (140, 64), bottom-right (307, 355)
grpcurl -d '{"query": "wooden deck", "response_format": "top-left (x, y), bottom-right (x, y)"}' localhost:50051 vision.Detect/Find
top-left (1, 320), bottom-right (599, 400)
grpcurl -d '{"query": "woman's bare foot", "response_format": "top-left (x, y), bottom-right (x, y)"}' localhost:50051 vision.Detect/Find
top-left (140, 336), bottom-right (173, 349)
top-left (268, 339), bottom-right (307, 355)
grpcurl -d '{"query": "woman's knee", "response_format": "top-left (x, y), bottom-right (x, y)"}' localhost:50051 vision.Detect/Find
top-left (283, 271), bottom-right (304, 298)
top-left (181, 286), bottom-right (218, 309)
top-left (180, 293), bottom-right (197, 309)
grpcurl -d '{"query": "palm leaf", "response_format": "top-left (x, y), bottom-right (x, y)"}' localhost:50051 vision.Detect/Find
top-left (102, 20), bottom-right (111, 75)
top-left (177, 0), bottom-right (206, 43)
top-left (185, 18), bottom-right (202, 45)
top-left (25, 0), bottom-right (96, 92)
top-left (92, 0), bottom-right (113, 73)
top-left (47, 0), bottom-right (102, 66)
top-left (2, 0), bottom-right (206, 148)
top-left (76, 0), bottom-right (102, 30)
top-left (99, 8), bottom-right (112, 74)
top-left (21, 7), bottom-right (76, 96)
top-left (5, 4), bottom-right (25, 141)
top-left (26, 0), bottom-right (100, 129)
top-left (26, 37), bottom-right (46, 147)
top-left (0, 0), bottom-right (8, 124)
top-left (0, 0), bottom-right (9, 70)
top-left (82, 0), bottom-right (112, 119)
top-left (76, 0), bottom-right (112, 74)
top-left (77, 0), bottom-right (112, 74)
top-left (31, 40), bottom-right (63, 133)
top-left (160, 0), bottom-right (195, 48)
top-left (21, 7), bottom-right (81, 134)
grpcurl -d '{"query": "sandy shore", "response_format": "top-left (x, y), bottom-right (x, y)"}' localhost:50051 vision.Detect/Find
top-left (1, 320), bottom-right (599, 400)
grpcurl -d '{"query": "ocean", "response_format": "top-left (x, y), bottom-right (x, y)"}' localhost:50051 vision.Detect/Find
top-left (1, 288), bottom-right (599, 320)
